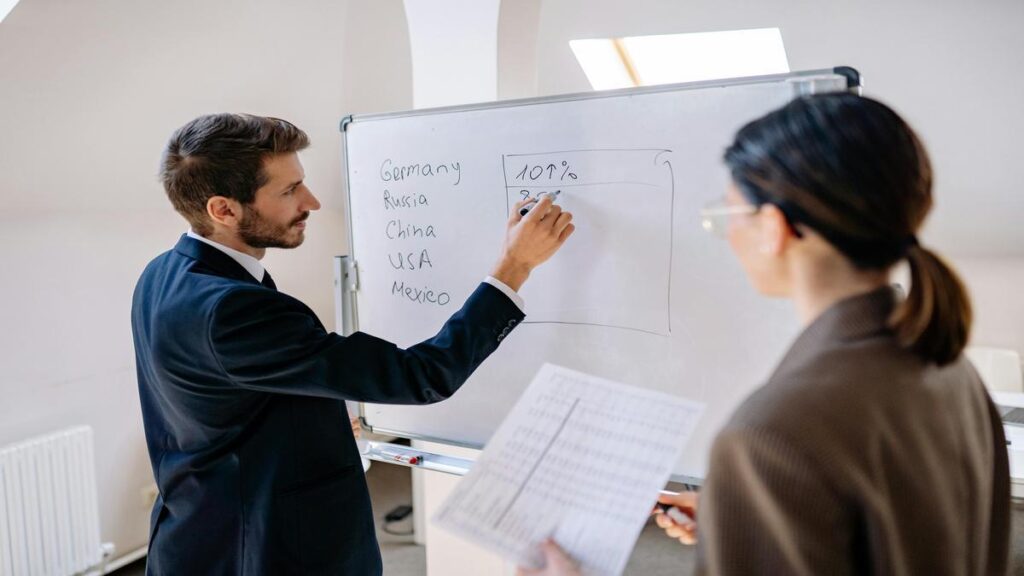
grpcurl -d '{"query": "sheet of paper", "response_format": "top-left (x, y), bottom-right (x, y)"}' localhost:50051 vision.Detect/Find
top-left (433, 363), bottom-right (705, 576)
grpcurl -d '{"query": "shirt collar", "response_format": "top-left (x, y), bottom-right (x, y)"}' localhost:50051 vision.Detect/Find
top-left (186, 230), bottom-right (265, 283)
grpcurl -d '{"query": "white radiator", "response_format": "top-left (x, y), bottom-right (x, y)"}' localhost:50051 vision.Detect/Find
top-left (0, 426), bottom-right (113, 576)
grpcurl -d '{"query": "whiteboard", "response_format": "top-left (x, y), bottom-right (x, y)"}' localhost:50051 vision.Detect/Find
top-left (341, 69), bottom-right (857, 480)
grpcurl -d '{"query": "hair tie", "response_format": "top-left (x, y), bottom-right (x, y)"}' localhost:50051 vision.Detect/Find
top-left (902, 235), bottom-right (920, 254)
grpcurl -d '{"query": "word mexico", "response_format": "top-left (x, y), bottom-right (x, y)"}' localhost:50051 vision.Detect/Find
top-left (392, 280), bottom-right (451, 306)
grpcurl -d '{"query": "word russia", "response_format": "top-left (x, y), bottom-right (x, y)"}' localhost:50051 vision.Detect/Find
top-left (383, 189), bottom-right (429, 210)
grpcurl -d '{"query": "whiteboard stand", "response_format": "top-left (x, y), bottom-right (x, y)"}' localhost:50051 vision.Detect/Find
top-left (334, 256), bottom-right (359, 337)
top-left (359, 439), bottom-right (476, 475)
top-left (356, 439), bottom-right (697, 500)
top-left (335, 67), bottom-right (861, 484)
top-left (335, 255), bottom-right (362, 429)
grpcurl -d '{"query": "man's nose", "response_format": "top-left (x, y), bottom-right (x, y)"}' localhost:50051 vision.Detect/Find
top-left (303, 187), bottom-right (321, 211)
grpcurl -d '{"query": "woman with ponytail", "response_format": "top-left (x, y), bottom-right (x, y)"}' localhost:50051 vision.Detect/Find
top-left (519, 93), bottom-right (1008, 575)
top-left (651, 92), bottom-right (1009, 575)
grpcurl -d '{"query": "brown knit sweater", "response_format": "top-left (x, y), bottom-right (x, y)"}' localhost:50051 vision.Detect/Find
top-left (696, 288), bottom-right (1010, 575)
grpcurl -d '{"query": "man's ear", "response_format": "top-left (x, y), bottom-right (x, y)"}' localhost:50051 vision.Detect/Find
top-left (206, 196), bottom-right (243, 229)
top-left (758, 204), bottom-right (793, 256)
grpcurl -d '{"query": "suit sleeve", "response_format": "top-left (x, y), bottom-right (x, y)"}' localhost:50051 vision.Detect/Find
top-left (207, 282), bottom-right (524, 404)
top-left (696, 427), bottom-right (849, 576)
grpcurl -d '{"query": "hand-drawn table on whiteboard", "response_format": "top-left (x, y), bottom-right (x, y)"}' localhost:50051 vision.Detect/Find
top-left (337, 67), bottom-right (861, 482)
top-left (501, 148), bottom-right (675, 335)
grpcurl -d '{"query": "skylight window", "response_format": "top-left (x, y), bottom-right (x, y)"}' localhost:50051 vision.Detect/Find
top-left (0, 0), bottom-right (20, 24)
top-left (571, 28), bottom-right (790, 90)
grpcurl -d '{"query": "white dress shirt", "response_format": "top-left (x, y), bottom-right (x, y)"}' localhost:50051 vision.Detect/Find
top-left (187, 230), bottom-right (265, 283)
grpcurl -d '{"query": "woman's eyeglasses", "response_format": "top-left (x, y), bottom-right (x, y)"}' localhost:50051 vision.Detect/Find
top-left (699, 198), bottom-right (759, 237)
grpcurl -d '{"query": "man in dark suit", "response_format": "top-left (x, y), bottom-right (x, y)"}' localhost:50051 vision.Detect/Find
top-left (132, 114), bottom-right (574, 575)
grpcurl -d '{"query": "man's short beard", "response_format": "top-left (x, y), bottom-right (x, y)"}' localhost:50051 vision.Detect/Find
top-left (238, 205), bottom-right (306, 249)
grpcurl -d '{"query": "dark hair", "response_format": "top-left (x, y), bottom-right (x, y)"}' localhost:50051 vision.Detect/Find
top-left (724, 92), bottom-right (971, 366)
top-left (160, 114), bottom-right (309, 235)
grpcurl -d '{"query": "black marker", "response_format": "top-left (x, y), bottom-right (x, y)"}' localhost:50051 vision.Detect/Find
top-left (656, 502), bottom-right (694, 524)
top-left (519, 190), bottom-right (561, 216)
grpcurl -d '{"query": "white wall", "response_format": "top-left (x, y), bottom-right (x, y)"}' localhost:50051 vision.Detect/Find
top-left (534, 0), bottom-right (1024, 259)
top-left (953, 257), bottom-right (1024, 358)
top-left (2, 0), bottom-right (1021, 568)
top-left (342, 0), bottom-right (413, 117)
top-left (0, 0), bottom-right (351, 561)
top-left (532, 0), bottom-right (1024, 363)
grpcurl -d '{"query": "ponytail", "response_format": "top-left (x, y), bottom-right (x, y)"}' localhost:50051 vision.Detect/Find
top-left (890, 245), bottom-right (972, 366)
top-left (725, 93), bottom-right (973, 367)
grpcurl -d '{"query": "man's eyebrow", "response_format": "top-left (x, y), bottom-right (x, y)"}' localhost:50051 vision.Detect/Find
top-left (281, 179), bottom-right (303, 191)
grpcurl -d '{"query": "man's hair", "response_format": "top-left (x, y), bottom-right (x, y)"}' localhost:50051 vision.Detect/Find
top-left (160, 113), bottom-right (310, 235)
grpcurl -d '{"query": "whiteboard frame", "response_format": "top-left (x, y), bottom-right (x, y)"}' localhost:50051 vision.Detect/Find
top-left (340, 67), bottom-right (859, 130)
top-left (336, 66), bottom-right (861, 454)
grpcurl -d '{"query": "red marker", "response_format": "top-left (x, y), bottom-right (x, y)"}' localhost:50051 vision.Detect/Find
top-left (375, 447), bottom-right (423, 466)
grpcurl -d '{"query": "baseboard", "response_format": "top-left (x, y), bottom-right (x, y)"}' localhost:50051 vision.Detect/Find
top-left (102, 545), bottom-right (147, 573)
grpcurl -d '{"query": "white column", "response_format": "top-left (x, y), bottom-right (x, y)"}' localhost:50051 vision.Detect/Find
top-left (497, 0), bottom-right (543, 100)
top-left (404, 0), bottom-right (500, 108)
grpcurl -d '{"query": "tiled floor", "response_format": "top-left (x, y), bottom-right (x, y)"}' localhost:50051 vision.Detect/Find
top-left (108, 461), bottom-right (685, 576)
top-left (111, 470), bottom-right (1024, 575)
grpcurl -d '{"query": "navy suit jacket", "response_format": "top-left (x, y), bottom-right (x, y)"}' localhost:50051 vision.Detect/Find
top-left (131, 235), bottom-right (524, 575)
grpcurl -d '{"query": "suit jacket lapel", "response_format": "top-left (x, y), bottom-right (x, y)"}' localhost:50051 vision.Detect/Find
top-left (173, 234), bottom-right (262, 287)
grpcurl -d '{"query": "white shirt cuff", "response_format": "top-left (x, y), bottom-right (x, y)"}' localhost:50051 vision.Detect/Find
top-left (483, 276), bottom-right (525, 313)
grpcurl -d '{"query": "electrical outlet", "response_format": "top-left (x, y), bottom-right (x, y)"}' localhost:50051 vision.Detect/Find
top-left (141, 483), bottom-right (160, 508)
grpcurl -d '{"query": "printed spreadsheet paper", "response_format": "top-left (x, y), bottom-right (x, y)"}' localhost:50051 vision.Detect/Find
top-left (433, 363), bottom-right (705, 576)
